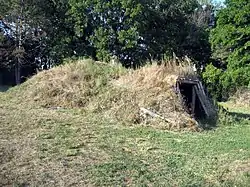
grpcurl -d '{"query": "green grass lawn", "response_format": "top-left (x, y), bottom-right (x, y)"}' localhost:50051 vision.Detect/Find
top-left (0, 93), bottom-right (250, 186)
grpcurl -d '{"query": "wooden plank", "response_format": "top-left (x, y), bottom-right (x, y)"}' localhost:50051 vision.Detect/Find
top-left (194, 85), bottom-right (210, 117)
top-left (177, 79), bottom-right (198, 85)
top-left (197, 81), bottom-right (215, 116)
top-left (140, 107), bottom-right (174, 124)
top-left (178, 77), bottom-right (199, 81)
top-left (197, 82), bottom-right (207, 98)
top-left (176, 82), bottom-right (180, 93)
top-left (191, 86), bottom-right (196, 114)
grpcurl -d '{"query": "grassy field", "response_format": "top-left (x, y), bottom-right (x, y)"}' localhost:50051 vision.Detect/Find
top-left (0, 61), bottom-right (250, 186)
top-left (0, 92), bottom-right (250, 186)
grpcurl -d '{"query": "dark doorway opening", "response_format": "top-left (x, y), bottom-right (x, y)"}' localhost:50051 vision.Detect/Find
top-left (176, 78), bottom-right (215, 120)
top-left (179, 83), bottom-right (205, 119)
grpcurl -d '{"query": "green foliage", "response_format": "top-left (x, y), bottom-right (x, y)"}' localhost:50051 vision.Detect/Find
top-left (205, 0), bottom-right (250, 99)
top-left (68, 0), bottom-right (146, 66)
top-left (1, 0), bottom-right (215, 82)
top-left (202, 63), bottom-right (223, 99)
top-left (25, 0), bottom-right (75, 60)
top-left (203, 63), bottom-right (250, 100)
top-left (0, 0), bottom-right (51, 84)
top-left (0, 0), bottom-right (18, 16)
top-left (68, 0), bottom-right (210, 67)
top-left (1, 0), bottom-right (213, 70)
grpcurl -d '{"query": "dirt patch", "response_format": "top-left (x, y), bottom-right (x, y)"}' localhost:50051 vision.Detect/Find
top-left (220, 159), bottom-right (250, 182)
top-left (229, 160), bottom-right (250, 174)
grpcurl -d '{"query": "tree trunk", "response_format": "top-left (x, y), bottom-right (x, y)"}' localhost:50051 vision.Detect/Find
top-left (15, 60), bottom-right (21, 85)
top-left (15, 0), bottom-right (24, 85)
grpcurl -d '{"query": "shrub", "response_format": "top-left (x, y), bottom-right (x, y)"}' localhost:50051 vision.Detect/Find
top-left (207, 0), bottom-right (250, 100)
top-left (202, 64), bottom-right (223, 100)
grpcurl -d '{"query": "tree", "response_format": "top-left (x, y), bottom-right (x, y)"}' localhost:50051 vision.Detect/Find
top-left (68, 0), bottom-right (206, 67)
top-left (1, 0), bottom-right (216, 83)
top-left (203, 0), bottom-right (250, 99)
top-left (1, 0), bottom-right (32, 84)
top-left (181, 2), bottom-right (214, 68)
top-left (0, 0), bottom-right (52, 85)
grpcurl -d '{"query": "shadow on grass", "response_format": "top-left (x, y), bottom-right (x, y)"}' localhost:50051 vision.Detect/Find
top-left (199, 110), bottom-right (250, 131)
top-left (197, 106), bottom-right (250, 130)
top-left (228, 111), bottom-right (250, 120)
top-left (198, 117), bottom-right (218, 130)
top-left (0, 85), bottom-right (10, 92)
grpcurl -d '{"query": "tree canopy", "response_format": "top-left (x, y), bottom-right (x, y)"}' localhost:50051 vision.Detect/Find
top-left (203, 0), bottom-right (250, 99)
top-left (4, 0), bottom-right (248, 99)
top-left (67, 0), bottom-right (211, 67)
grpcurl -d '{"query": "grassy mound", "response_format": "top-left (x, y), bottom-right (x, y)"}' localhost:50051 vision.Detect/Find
top-left (9, 59), bottom-right (199, 130)
top-left (12, 59), bottom-right (126, 107)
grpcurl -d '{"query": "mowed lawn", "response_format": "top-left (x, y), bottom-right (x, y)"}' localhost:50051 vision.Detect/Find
top-left (0, 93), bottom-right (250, 186)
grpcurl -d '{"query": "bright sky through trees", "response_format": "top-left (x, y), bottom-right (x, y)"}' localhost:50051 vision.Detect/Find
top-left (213, 0), bottom-right (225, 3)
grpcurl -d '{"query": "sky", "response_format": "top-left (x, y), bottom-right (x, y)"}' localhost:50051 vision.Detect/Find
top-left (213, 0), bottom-right (225, 4)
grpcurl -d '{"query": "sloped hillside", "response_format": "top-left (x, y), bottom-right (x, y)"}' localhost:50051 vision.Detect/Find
top-left (1, 60), bottom-right (250, 187)
top-left (8, 59), bottom-right (198, 130)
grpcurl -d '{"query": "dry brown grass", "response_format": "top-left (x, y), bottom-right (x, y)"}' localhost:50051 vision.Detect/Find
top-left (159, 59), bottom-right (198, 79)
top-left (1, 81), bottom-right (250, 186)
top-left (230, 88), bottom-right (250, 107)
top-left (8, 59), bottom-right (199, 131)
top-left (219, 159), bottom-right (250, 184)
top-left (112, 63), bottom-right (199, 130)
top-left (11, 59), bottom-right (126, 108)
